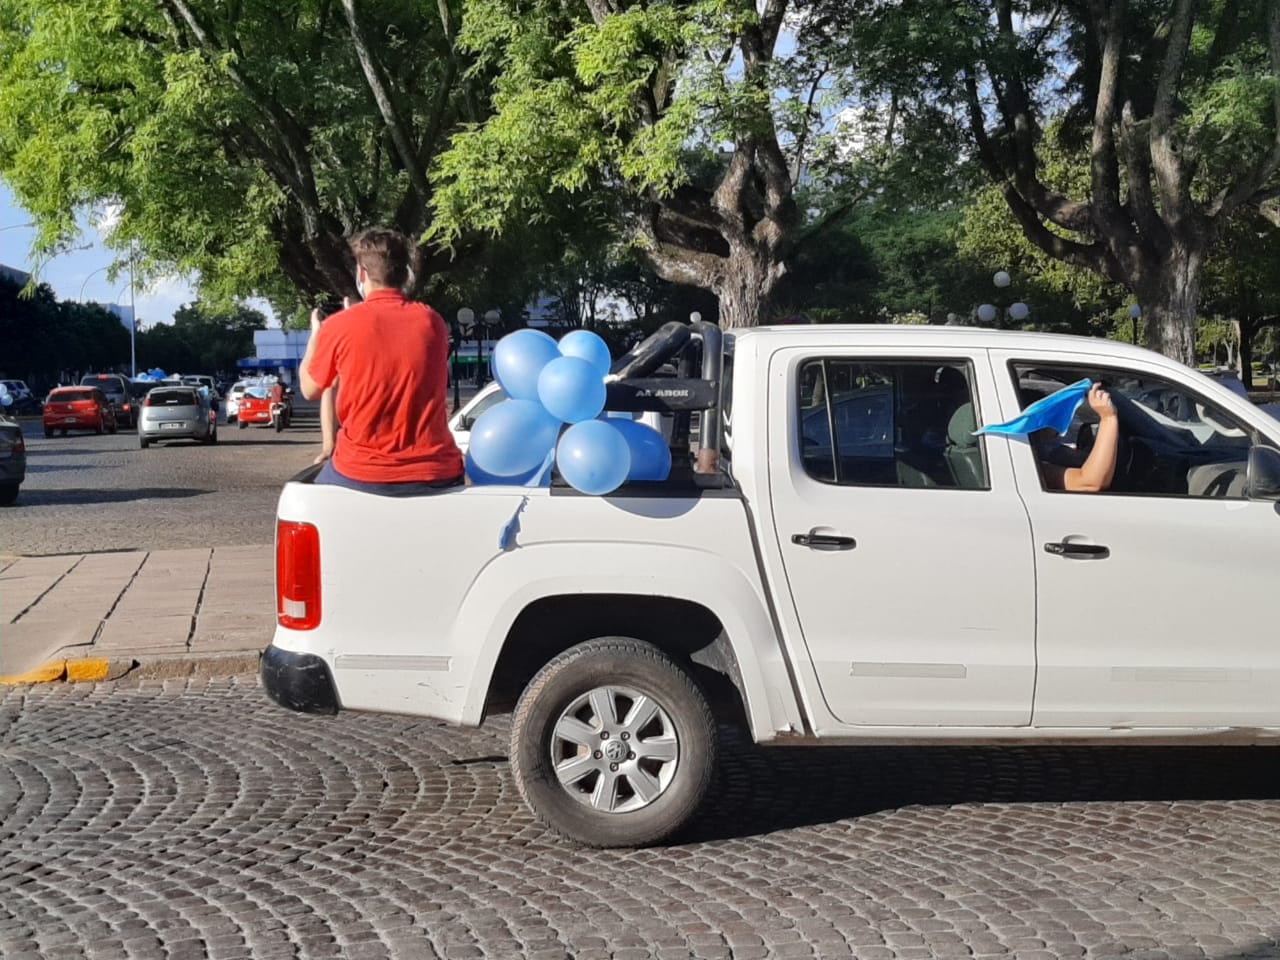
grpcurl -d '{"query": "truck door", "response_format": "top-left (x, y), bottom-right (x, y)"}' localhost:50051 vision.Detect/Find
top-left (767, 346), bottom-right (1036, 726)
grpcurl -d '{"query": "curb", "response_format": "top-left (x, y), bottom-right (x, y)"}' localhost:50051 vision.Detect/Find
top-left (0, 652), bottom-right (261, 685)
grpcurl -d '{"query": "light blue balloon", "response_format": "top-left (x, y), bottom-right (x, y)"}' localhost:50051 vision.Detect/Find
top-left (464, 451), bottom-right (545, 486)
top-left (611, 417), bottom-right (672, 482)
top-left (556, 419), bottom-right (631, 495)
top-left (493, 329), bottom-right (561, 401)
top-left (469, 399), bottom-right (560, 476)
top-left (558, 330), bottom-right (612, 377)
top-left (538, 356), bottom-right (606, 423)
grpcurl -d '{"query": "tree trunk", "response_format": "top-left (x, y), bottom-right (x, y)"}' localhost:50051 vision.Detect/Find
top-left (1237, 318), bottom-right (1256, 392)
top-left (714, 246), bottom-right (783, 329)
top-left (1140, 247), bottom-right (1204, 366)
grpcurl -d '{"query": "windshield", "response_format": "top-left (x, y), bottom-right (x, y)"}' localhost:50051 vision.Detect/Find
top-left (149, 389), bottom-right (199, 406)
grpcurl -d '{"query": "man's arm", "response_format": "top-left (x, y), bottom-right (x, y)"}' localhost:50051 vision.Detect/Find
top-left (1061, 386), bottom-right (1119, 492)
top-left (313, 381), bottom-right (338, 464)
top-left (300, 309), bottom-right (326, 400)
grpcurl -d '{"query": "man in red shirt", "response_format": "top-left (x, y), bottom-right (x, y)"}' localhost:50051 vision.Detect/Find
top-left (300, 228), bottom-right (464, 494)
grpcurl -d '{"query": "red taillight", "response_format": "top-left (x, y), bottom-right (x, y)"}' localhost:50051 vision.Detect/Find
top-left (143, 395), bottom-right (152, 407)
top-left (277, 521), bottom-right (321, 630)
top-left (14, 435), bottom-right (24, 454)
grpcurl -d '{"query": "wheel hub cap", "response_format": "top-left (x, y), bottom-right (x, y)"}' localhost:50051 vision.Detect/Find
top-left (550, 685), bottom-right (679, 814)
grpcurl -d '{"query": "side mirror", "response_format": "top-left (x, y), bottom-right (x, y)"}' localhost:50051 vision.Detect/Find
top-left (1246, 445), bottom-right (1280, 501)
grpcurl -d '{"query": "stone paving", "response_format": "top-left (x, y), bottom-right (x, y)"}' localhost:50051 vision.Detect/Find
top-left (1, 547), bottom-right (273, 678)
top-left (3, 676), bottom-right (1280, 960)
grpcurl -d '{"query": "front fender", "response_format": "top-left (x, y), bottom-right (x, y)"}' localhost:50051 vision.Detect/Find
top-left (451, 541), bottom-right (803, 740)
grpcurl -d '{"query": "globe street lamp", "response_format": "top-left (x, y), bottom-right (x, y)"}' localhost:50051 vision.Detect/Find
top-left (455, 307), bottom-right (475, 409)
top-left (480, 309), bottom-right (500, 386)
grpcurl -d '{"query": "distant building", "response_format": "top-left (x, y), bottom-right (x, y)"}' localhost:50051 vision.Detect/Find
top-left (0, 263), bottom-right (31, 287)
top-left (238, 329), bottom-right (310, 383)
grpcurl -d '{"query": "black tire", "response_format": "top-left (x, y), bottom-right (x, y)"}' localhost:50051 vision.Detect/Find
top-left (43, 427), bottom-right (52, 438)
top-left (0, 482), bottom-right (18, 506)
top-left (139, 436), bottom-right (149, 449)
top-left (238, 420), bottom-right (247, 430)
top-left (59, 429), bottom-right (67, 437)
top-left (108, 420), bottom-right (118, 435)
top-left (510, 637), bottom-right (717, 848)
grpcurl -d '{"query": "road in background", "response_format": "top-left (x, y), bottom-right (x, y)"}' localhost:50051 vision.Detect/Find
top-left (2, 399), bottom-right (322, 555)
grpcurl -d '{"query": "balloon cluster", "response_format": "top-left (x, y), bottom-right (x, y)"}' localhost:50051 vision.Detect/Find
top-left (134, 368), bottom-right (169, 382)
top-left (467, 329), bottom-right (672, 495)
top-left (0, 385), bottom-right (11, 408)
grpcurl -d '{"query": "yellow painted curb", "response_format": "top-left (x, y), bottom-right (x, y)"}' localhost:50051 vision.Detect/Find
top-left (66, 658), bottom-right (111, 682)
top-left (0, 660), bottom-right (67, 684)
top-left (0, 657), bottom-right (115, 684)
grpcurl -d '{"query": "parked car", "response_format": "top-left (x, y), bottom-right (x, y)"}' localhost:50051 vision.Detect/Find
top-left (43, 387), bottom-right (118, 437)
top-left (263, 322), bottom-right (1280, 848)
top-left (225, 380), bottom-right (250, 423)
top-left (0, 379), bottom-right (38, 414)
top-left (138, 386), bottom-right (218, 448)
top-left (80, 373), bottom-right (136, 427)
top-left (0, 411), bottom-right (26, 505)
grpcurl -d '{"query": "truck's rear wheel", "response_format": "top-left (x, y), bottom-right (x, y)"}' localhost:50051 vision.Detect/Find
top-left (510, 638), bottom-right (716, 848)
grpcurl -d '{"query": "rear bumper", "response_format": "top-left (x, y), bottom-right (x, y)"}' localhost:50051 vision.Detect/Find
top-left (260, 644), bottom-right (339, 715)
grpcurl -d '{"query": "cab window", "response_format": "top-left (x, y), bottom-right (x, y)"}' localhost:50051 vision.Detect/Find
top-left (798, 359), bottom-right (988, 489)
top-left (1010, 362), bottom-right (1258, 498)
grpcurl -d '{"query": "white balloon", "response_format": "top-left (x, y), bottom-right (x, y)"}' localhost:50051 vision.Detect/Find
top-left (993, 270), bottom-right (1012, 288)
top-left (977, 303), bottom-right (998, 323)
top-left (1009, 301), bottom-right (1030, 321)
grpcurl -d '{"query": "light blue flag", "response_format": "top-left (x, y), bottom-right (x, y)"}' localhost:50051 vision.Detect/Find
top-left (976, 378), bottom-right (1092, 437)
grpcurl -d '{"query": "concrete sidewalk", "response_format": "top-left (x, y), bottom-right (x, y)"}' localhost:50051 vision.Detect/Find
top-left (1, 545), bottom-right (272, 682)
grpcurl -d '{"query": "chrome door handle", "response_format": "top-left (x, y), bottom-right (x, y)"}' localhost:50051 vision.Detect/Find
top-left (792, 533), bottom-right (856, 550)
top-left (1044, 540), bottom-right (1110, 559)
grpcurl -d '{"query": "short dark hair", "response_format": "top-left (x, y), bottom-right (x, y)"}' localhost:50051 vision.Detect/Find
top-left (348, 228), bottom-right (417, 289)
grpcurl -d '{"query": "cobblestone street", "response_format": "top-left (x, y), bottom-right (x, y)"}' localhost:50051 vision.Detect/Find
top-left (3, 677), bottom-right (1280, 960)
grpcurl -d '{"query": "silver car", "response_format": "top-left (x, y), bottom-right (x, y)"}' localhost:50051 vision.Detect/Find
top-left (138, 386), bottom-right (217, 448)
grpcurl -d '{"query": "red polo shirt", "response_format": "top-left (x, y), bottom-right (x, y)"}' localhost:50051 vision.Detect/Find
top-left (308, 289), bottom-right (463, 483)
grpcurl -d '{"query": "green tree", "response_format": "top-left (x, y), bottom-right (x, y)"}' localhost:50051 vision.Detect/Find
top-left (830, 0), bottom-right (1280, 364)
top-left (0, 0), bottom-right (482, 307)
top-left (431, 0), bottom-right (881, 328)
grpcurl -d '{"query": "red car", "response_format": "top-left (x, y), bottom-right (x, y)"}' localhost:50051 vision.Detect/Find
top-left (43, 386), bottom-right (118, 437)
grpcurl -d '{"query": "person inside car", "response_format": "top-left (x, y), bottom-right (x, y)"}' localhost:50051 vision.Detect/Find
top-left (1030, 383), bottom-right (1120, 493)
top-left (299, 227), bottom-right (463, 494)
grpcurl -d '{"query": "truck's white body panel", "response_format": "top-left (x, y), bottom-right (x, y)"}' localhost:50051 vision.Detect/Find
top-left (273, 326), bottom-right (1280, 744)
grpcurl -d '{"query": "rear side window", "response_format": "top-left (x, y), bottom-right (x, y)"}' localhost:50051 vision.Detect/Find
top-left (797, 358), bottom-right (988, 490)
top-left (53, 389), bottom-right (97, 402)
top-left (150, 390), bottom-right (198, 406)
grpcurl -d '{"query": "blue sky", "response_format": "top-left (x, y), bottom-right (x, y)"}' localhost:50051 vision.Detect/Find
top-left (1, 182), bottom-right (256, 327)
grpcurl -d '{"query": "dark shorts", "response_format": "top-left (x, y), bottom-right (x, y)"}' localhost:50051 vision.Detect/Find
top-left (314, 460), bottom-right (464, 497)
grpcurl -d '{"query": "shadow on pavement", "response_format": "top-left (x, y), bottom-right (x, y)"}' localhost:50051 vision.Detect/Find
top-left (677, 731), bottom-right (1280, 843)
top-left (223, 437), bottom-right (318, 447)
top-left (15, 487), bottom-right (212, 505)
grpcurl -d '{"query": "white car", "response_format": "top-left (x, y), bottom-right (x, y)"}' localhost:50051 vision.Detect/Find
top-left (449, 381), bottom-right (670, 454)
top-left (264, 323), bottom-right (1280, 847)
top-left (224, 381), bottom-right (250, 422)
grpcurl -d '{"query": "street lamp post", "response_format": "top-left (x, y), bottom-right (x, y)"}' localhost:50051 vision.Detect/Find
top-left (1129, 304), bottom-right (1142, 345)
top-left (456, 307), bottom-right (475, 407)
top-left (128, 241), bottom-right (137, 378)
top-left (481, 309), bottom-right (500, 386)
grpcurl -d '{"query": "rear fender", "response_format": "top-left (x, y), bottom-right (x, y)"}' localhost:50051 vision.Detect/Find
top-left (452, 541), bottom-right (803, 740)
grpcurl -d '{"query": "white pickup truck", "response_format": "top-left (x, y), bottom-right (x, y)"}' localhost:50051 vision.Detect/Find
top-left (262, 323), bottom-right (1280, 847)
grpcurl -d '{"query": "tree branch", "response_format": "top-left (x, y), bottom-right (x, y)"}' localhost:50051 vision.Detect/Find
top-left (1089, 0), bottom-right (1132, 241)
top-left (629, 210), bottom-right (726, 288)
top-left (1119, 102), bottom-right (1171, 255)
top-left (340, 0), bottom-right (433, 213)
top-left (1149, 0), bottom-right (1196, 230)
